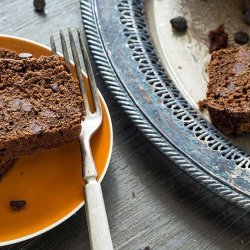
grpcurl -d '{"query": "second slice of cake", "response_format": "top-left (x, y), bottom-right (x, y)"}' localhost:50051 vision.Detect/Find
top-left (0, 54), bottom-right (84, 166)
top-left (205, 47), bottom-right (250, 135)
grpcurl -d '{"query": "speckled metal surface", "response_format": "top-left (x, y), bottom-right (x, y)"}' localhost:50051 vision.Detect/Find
top-left (81, 0), bottom-right (250, 209)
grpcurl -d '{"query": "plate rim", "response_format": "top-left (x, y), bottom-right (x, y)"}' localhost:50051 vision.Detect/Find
top-left (81, 0), bottom-right (250, 211)
top-left (0, 34), bottom-right (113, 246)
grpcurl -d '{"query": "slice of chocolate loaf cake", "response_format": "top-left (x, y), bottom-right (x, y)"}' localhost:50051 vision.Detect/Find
top-left (0, 53), bottom-right (84, 168)
top-left (205, 47), bottom-right (250, 135)
top-left (0, 48), bottom-right (21, 179)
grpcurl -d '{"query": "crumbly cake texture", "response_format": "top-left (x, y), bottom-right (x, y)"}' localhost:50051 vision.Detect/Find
top-left (0, 48), bottom-right (20, 59)
top-left (0, 48), bottom-right (21, 179)
top-left (205, 47), bottom-right (250, 135)
top-left (0, 53), bottom-right (84, 166)
top-left (208, 25), bottom-right (228, 53)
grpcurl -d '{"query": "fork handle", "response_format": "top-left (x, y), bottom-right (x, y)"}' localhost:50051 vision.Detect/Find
top-left (84, 178), bottom-right (113, 250)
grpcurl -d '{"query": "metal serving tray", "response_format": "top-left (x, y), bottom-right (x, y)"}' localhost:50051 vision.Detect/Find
top-left (81, 0), bottom-right (250, 209)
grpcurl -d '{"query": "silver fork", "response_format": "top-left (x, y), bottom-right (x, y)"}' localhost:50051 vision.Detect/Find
top-left (50, 28), bottom-right (113, 250)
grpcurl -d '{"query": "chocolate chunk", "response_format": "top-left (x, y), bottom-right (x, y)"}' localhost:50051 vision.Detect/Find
top-left (227, 82), bottom-right (235, 91)
top-left (10, 200), bottom-right (26, 211)
top-left (19, 53), bottom-right (33, 59)
top-left (33, 0), bottom-right (46, 12)
top-left (0, 148), bottom-right (6, 156)
top-left (40, 110), bottom-right (55, 118)
top-left (170, 16), bottom-right (187, 32)
top-left (242, 88), bottom-right (248, 94)
top-left (51, 84), bottom-right (59, 92)
top-left (220, 87), bottom-right (227, 97)
top-left (10, 98), bottom-right (21, 111)
top-left (22, 101), bottom-right (33, 112)
top-left (234, 63), bottom-right (246, 75)
top-left (234, 31), bottom-right (249, 44)
top-left (29, 122), bottom-right (43, 135)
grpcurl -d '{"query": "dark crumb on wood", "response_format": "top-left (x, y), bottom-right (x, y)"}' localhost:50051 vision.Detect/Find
top-left (33, 0), bottom-right (46, 12)
top-left (208, 24), bottom-right (228, 53)
top-left (10, 200), bottom-right (26, 211)
top-left (140, 246), bottom-right (151, 250)
top-left (198, 100), bottom-right (207, 112)
top-left (20, 172), bottom-right (24, 175)
top-left (132, 191), bottom-right (136, 198)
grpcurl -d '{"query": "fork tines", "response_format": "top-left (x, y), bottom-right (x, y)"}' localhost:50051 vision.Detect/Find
top-left (50, 27), bottom-right (102, 119)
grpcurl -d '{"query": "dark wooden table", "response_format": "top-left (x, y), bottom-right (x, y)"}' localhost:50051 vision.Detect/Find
top-left (1, 1), bottom-right (250, 249)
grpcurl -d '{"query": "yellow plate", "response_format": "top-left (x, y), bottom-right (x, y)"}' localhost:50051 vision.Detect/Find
top-left (0, 35), bottom-right (113, 246)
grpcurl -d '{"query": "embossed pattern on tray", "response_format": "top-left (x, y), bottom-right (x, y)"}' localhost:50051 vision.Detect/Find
top-left (81, 0), bottom-right (250, 210)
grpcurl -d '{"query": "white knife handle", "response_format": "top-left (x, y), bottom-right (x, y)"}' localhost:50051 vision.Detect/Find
top-left (84, 179), bottom-right (113, 250)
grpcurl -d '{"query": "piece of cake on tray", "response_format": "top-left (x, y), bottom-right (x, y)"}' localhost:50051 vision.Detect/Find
top-left (204, 47), bottom-right (250, 135)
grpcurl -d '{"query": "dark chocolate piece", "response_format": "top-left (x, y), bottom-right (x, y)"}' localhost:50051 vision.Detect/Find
top-left (10, 200), bottom-right (26, 211)
top-left (170, 16), bottom-right (187, 32)
top-left (234, 31), bottom-right (249, 44)
top-left (33, 0), bottom-right (46, 12)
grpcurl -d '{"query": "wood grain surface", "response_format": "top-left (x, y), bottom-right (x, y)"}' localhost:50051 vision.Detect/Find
top-left (0, 0), bottom-right (250, 249)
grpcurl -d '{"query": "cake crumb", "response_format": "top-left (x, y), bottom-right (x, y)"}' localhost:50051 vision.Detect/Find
top-left (10, 200), bottom-right (26, 211)
top-left (197, 100), bottom-right (207, 112)
top-left (208, 24), bottom-right (228, 53)
top-left (140, 246), bottom-right (151, 250)
top-left (34, 0), bottom-right (46, 12)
